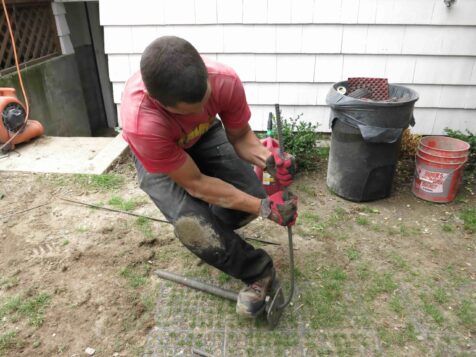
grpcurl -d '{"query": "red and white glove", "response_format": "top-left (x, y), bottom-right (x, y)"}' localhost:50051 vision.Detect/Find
top-left (259, 191), bottom-right (298, 227)
top-left (266, 152), bottom-right (297, 187)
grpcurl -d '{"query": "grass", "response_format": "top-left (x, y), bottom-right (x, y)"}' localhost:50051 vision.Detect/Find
top-left (108, 196), bottom-right (145, 211)
top-left (398, 224), bottom-right (421, 237)
top-left (345, 247), bottom-right (360, 261)
top-left (135, 216), bottom-right (155, 239)
top-left (0, 331), bottom-right (20, 355)
top-left (73, 174), bottom-right (124, 190)
top-left (358, 206), bottom-right (380, 214)
top-left (356, 216), bottom-right (369, 226)
top-left (442, 224), bottom-right (454, 232)
top-left (389, 296), bottom-right (404, 316)
top-left (0, 292), bottom-right (50, 327)
top-left (422, 302), bottom-right (444, 325)
top-left (120, 266), bottom-right (148, 288)
top-left (457, 299), bottom-right (475, 328)
top-left (366, 272), bottom-right (398, 300)
top-left (305, 267), bottom-right (347, 328)
top-left (460, 208), bottom-right (476, 233)
top-left (377, 323), bottom-right (416, 347)
top-left (433, 287), bottom-right (449, 305)
top-left (0, 277), bottom-right (18, 291)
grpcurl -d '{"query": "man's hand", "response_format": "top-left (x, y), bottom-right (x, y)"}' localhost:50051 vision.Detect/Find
top-left (259, 191), bottom-right (298, 226)
top-left (265, 152), bottom-right (297, 187)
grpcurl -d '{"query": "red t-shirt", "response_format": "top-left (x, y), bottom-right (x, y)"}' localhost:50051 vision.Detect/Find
top-left (121, 57), bottom-right (251, 173)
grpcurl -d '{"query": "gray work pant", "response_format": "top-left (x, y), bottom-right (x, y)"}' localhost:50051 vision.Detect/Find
top-left (133, 119), bottom-right (273, 284)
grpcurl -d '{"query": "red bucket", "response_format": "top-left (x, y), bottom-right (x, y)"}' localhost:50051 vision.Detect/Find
top-left (412, 136), bottom-right (469, 203)
top-left (419, 136), bottom-right (470, 158)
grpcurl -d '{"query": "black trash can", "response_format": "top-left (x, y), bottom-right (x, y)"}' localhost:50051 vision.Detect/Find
top-left (326, 81), bottom-right (419, 202)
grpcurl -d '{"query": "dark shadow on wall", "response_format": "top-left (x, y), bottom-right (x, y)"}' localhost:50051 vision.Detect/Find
top-left (0, 54), bottom-right (92, 137)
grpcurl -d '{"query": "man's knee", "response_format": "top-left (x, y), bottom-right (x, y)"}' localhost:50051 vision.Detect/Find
top-left (174, 216), bottom-right (224, 253)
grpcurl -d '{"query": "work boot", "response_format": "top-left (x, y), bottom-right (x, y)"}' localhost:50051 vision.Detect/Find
top-left (236, 269), bottom-right (277, 318)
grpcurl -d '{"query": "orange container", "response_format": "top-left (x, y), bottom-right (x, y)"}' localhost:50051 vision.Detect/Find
top-left (0, 87), bottom-right (44, 150)
top-left (412, 136), bottom-right (469, 203)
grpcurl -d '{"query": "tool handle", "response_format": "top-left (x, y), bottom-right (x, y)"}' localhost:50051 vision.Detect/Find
top-left (274, 104), bottom-right (290, 201)
top-left (274, 103), bottom-right (295, 310)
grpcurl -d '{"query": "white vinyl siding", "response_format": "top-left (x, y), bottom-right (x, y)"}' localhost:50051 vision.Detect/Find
top-left (100, 0), bottom-right (476, 134)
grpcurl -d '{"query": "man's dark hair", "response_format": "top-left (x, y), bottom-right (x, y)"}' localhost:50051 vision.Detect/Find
top-left (140, 36), bottom-right (208, 107)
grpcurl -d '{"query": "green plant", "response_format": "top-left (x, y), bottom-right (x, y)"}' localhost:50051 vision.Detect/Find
top-left (135, 216), bottom-right (155, 239)
top-left (0, 331), bottom-right (19, 355)
top-left (120, 266), bottom-right (147, 288)
top-left (276, 114), bottom-right (323, 171)
top-left (73, 174), bottom-right (124, 190)
top-left (0, 292), bottom-right (50, 327)
top-left (356, 217), bottom-right (369, 226)
top-left (460, 208), bottom-right (476, 233)
top-left (444, 128), bottom-right (476, 172)
top-left (457, 299), bottom-right (475, 328)
top-left (108, 196), bottom-right (143, 211)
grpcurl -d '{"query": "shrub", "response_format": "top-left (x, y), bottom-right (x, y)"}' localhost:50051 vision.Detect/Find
top-left (444, 128), bottom-right (476, 171)
top-left (271, 114), bottom-right (324, 171)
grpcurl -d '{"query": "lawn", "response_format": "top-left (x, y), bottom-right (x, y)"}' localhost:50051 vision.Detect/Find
top-left (0, 156), bottom-right (474, 356)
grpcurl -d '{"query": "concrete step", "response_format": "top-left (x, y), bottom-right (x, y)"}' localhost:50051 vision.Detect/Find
top-left (0, 134), bottom-right (129, 174)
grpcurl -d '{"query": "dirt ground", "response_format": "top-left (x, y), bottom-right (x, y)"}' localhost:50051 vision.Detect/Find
top-left (0, 155), bottom-right (474, 356)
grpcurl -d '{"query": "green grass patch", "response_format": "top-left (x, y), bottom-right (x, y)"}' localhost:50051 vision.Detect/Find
top-left (295, 184), bottom-right (316, 197)
top-left (0, 331), bottom-right (20, 355)
top-left (441, 224), bottom-right (454, 233)
top-left (299, 210), bottom-right (320, 225)
top-left (108, 196), bottom-right (144, 211)
top-left (444, 264), bottom-right (470, 287)
top-left (457, 299), bottom-right (475, 328)
top-left (73, 174), bottom-right (124, 190)
top-left (135, 216), bottom-right (155, 239)
top-left (297, 210), bottom-right (328, 237)
top-left (358, 206), bottom-right (380, 214)
top-left (433, 287), bottom-right (449, 305)
top-left (420, 295), bottom-right (444, 325)
top-left (218, 272), bottom-right (232, 285)
top-left (460, 208), bottom-right (476, 233)
top-left (0, 292), bottom-right (50, 327)
top-left (345, 247), bottom-right (360, 261)
top-left (306, 267), bottom-right (347, 328)
top-left (120, 266), bottom-right (148, 288)
top-left (398, 224), bottom-right (421, 237)
top-left (378, 323), bottom-right (416, 347)
top-left (361, 271), bottom-right (398, 301)
top-left (0, 277), bottom-right (18, 291)
top-left (356, 262), bottom-right (371, 281)
top-left (389, 296), bottom-right (405, 316)
top-left (356, 217), bottom-right (369, 226)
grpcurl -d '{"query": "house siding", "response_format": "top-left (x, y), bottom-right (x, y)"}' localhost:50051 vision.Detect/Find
top-left (99, 0), bottom-right (476, 133)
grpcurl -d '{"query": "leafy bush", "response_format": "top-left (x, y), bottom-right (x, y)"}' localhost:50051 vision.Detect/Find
top-left (278, 114), bottom-right (324, 171)
top-left (444, 128), bottom-right (476, 172)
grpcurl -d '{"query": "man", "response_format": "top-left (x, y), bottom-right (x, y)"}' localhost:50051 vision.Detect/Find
top-left (121, 36), bottom-right (297, 318)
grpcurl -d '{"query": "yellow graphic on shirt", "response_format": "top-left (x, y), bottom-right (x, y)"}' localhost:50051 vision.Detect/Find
top-left (177, 116), bottom-right (215, 147)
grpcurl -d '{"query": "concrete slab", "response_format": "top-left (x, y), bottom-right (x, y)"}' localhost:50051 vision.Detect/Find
top-left (0, 134), bottom-right (129, 174)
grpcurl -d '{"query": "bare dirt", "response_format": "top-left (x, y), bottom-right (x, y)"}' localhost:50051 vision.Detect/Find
top-left (0, 156), bottom-right (474, 356)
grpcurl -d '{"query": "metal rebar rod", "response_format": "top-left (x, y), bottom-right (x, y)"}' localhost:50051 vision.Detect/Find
top-left (59, 197), bottom-right (170, 224)
top-left (192, 348), bottom-right (216, 357)
top-left (155, 269), bottom-right (238, 302)
top-left (1, 202), bottom-right (50, 219)
top-left (274, 104), bottom-right (295, 310)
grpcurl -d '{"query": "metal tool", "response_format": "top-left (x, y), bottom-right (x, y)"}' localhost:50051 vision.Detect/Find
top-left (154, 104), bottom-right (295, 329)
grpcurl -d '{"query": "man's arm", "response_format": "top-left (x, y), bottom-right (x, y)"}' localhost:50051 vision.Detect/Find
top-left (225, 123), bottom-right (270, 169)
top-left (167, 153), bottom-right (262, 215)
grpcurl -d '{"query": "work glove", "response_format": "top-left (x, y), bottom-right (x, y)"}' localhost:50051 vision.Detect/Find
top-left (265, 152), bottom-right (297, 187)
top-left (259, 191), bottom-right (298, 227)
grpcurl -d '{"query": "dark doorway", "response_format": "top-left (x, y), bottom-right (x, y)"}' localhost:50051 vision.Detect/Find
top-left (64, 1), bottom-right (117, 136)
